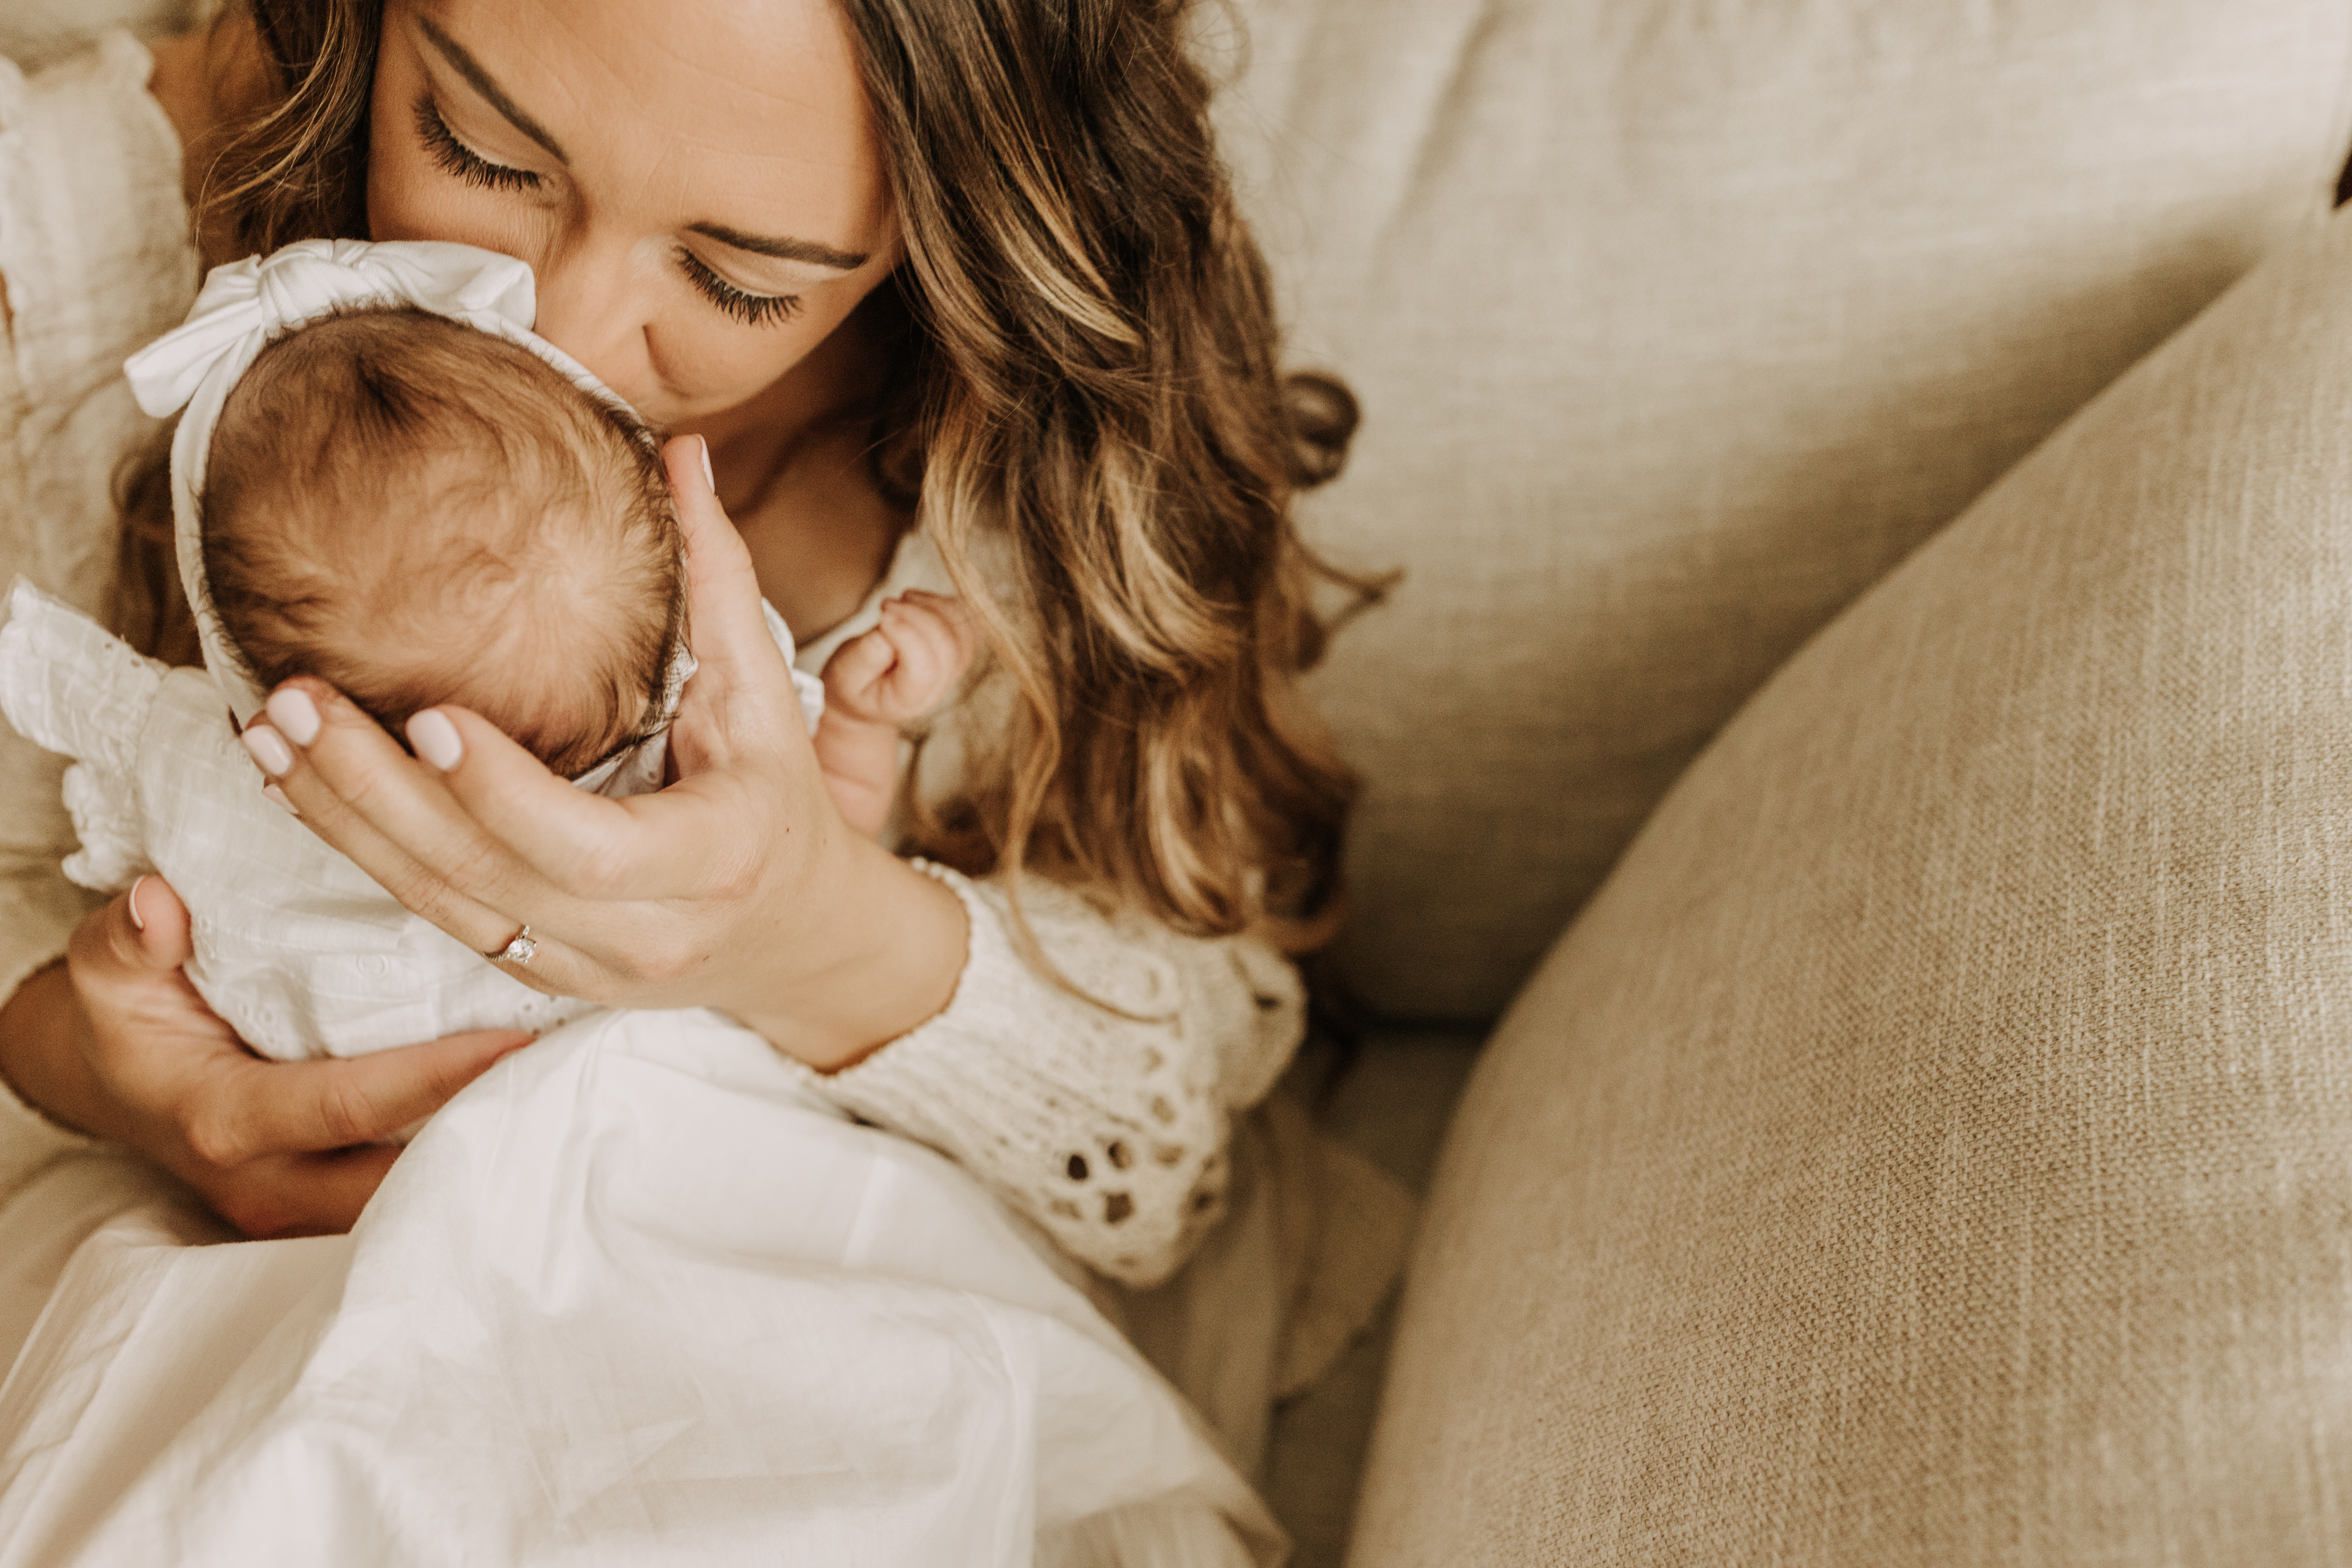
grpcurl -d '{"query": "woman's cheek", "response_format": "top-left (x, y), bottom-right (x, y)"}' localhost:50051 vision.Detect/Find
top-left (643, 316), bottom-right (833, 421)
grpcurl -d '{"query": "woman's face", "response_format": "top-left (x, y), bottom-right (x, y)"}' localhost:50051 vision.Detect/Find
top-left (368, 0), bottom-right (900, 430)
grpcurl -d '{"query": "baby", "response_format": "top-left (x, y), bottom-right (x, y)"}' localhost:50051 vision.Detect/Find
top-left (0, 240), bottom-right (971, 1060)
top-left (196, 301), bottom-right (969, 818)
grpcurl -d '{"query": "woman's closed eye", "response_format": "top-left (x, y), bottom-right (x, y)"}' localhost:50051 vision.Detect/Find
top-left (413, 94), bottom-right (540, 195)
top-left (673, 249), bottom-right (804, 328)
top-left (411, 95), bottom-right (805, 329)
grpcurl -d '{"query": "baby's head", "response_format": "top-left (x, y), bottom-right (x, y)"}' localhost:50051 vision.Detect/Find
top-left (198, 306), bottom-right (683, 778)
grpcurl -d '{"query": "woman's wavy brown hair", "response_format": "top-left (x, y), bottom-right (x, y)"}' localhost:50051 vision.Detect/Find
top-left (122, 0), bottom-right (1383, 956)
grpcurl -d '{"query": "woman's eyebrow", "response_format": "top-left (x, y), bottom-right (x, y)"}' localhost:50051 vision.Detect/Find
top-left (418, 17), bottom-right (570, 164)
top-left (686, 223), bottom-right (870, 274)
top-left (416, 19), bottom-right (869, 274)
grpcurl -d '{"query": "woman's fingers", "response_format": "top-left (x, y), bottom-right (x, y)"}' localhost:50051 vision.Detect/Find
top-left (243, 696), bottom-right (613, 990)
top-left (413, 701), bottom-right (754, 903)
top-left (208, 1145), bottom-right (409, 1238)
top-left (110, 872), bottom-right (196, 975)
top-left (183, 1026), bottom-right (533, 1166)
top-left (242, 684), bottom-right (545, 952)
top-left (10, 888), bottom-right (221, 1148)
top-left (60, 886), bottom-right (527, 1236)
top-left (68, 878), bottom-right (244, 1075)
top-left (403, 701), bottom-right (644, 892)
top-left (665, 435), bottom-right (797, 709)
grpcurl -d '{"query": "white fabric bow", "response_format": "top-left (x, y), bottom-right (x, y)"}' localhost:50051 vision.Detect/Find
top-left (119, 239), bottom-right (696, 795)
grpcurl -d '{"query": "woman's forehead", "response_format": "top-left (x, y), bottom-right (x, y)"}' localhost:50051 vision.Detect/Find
top-left (399, 0), bottom-right (892, 248)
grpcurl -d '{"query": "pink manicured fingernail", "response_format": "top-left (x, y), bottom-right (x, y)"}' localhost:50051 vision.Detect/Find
top-left (262, 782), bottom-right (299, 817)
top-left (127, 875), bottom-right (147, 932)
top-left (697, 436), bottom-right (717, 494)
top-left (265, 688), bottom-right (322, 746)
top-left (242, 725), bottom-right (295, 777)
top-left (407, 708), bottom-right (464, 771)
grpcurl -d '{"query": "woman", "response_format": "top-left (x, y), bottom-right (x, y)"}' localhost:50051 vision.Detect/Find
top-left (0, 0), bottom-right (1367, 1329)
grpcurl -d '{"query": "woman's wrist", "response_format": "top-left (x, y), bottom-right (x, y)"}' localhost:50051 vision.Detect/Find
top-left (739, 834), bottom-right (968, 1072)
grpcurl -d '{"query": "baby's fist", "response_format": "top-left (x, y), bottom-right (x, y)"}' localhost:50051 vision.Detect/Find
top-left (821, 591), bottom-right (980, 726)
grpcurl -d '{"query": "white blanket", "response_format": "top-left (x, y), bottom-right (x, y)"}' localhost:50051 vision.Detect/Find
top-left (0, 1009), bottom-right (1280, 1566)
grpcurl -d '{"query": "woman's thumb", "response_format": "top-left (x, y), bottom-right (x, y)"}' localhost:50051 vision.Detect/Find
top-left (115, 874), bottom-right (194, 972)
top-left (664, 435), bottom-right (782, 677)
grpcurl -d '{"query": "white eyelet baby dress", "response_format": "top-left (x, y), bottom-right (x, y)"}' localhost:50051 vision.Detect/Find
top-left (0, 239), bottom-right (822, 1060)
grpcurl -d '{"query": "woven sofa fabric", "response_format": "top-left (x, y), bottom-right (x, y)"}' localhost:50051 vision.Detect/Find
top-left (1210, 0), bottom-right (2352, 1019)
top-left (1350, 202), bottom-right (2352, 1566)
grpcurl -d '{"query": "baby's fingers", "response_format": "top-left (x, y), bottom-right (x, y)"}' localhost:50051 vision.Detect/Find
top-left (897, 590), bottom-right (981, 666)
top-left (875, 596), bottom-right (975, 711)
top-left (823, 625), bottom-right (900, 704)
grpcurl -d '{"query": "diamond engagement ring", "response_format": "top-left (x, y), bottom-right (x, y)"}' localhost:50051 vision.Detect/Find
top-left (485, 925), bottom-right (537, 965)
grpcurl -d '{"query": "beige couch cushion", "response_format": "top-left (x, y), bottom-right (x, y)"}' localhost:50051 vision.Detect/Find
top-left (1212, 0), bottom-right (2352, 1017)
top-left (1350, 199), bottom-right (2352, 1565)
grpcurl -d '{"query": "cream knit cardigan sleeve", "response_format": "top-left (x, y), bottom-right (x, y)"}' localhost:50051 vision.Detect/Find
top-left (816, 863), bottom-right (1305, 1285)
top-left (0, 32), bottom-right (1306, 1289)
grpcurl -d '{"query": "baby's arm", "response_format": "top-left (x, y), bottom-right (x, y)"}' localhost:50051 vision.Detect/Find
top-left (817, 591), bottom-right (978, 839)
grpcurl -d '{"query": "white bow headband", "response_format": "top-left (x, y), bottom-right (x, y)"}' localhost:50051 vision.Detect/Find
top-left (121, 239), bottom-right (695, 793)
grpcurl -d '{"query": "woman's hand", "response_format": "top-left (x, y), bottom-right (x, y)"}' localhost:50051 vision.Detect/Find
top-left (234, 438), bottom-right (968, 1070)
top-left (0, 878), bottom-right (528, 1237)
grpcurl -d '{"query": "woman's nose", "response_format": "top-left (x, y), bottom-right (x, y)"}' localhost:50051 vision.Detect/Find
top-left (528, 242), bottom-right (655, 407)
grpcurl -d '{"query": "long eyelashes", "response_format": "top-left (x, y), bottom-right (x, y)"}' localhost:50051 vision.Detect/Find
top-left (673, 247), bottom-right (805, 328)
top-left (413, 94), bottom-right (539, 194)
top-left (411, 94), bottom-right (803, 329)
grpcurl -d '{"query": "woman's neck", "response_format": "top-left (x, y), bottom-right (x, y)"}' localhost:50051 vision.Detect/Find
top-left (685, 292), bottom-right (891, 509)
top-left (686, 296), bottom-right (912, 643)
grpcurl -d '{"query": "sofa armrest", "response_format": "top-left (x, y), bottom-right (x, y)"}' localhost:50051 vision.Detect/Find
top-left (1355, 198), bottom-right (2352, 1568)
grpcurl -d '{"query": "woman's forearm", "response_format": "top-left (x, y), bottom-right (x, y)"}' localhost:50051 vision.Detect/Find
top-left (0, 960), bottom-right (101, 1138)
top-left (739, 833), bottom-right (968, 1072)
top-left (793, 866), bottom-right (1311, 1287)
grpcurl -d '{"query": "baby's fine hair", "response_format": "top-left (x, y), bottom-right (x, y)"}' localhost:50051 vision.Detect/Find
top-left (199, 306), bottom-right (684, 778)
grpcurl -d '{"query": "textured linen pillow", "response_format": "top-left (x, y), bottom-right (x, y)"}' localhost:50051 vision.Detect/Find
top-left (1350, 200), bottom-right (2352, 1565)
top-left (1210, 0), bottom-right (2352, 1017)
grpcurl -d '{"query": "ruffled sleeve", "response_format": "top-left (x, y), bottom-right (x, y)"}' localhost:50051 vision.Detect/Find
top-left (0, 578), bottom-right (167, 892)
top-left (799, 862), bottom-right (1308, 1288)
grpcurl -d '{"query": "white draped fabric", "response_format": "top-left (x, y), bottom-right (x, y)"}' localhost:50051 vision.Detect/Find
top-left (0, 1008), bottom-right (1279, 1565)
